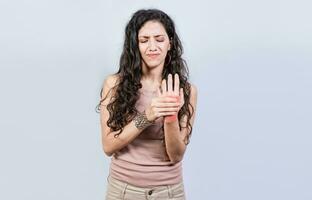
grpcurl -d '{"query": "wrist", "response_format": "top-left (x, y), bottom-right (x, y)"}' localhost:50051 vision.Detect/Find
top-left (133, 110), bottom-right (155, 130)
top-left (164, 114), bottom-right (178, 123)
top-left (164, 95), bottom-right (180, 123)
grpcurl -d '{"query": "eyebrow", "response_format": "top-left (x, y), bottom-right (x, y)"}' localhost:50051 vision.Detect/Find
top-left (138, 35), bottom-right (165, 38)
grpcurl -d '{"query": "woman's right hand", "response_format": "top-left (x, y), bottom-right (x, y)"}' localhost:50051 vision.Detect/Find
top-left (145, 95), bottom-right (180, 122)
top-left (145, 74), bottom-right (183, 122)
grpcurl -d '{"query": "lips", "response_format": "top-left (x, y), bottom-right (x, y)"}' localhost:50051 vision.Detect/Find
top-left (147, 54), bottom-right (160, 59)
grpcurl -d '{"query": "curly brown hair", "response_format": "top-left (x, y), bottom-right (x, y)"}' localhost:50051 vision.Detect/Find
top-left (96, 9), bottom-right (194, 144)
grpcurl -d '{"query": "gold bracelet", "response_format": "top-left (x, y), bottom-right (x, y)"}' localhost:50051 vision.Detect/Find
top-left (134, 111), bottom-right (155, 130)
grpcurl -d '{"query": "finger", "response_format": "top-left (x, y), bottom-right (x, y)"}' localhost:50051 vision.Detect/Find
top-left (156, 102), bottom-right (180, 108)
top-left (167, 74), bottom-right (173, 94)
top-left (157, 107), bottom-right (180, 112)
top-left (157, 96), bottom-right (179, 103)
top-left (174, 73), bottom-right (180, 96)
top-left (165, 95), bottom-right (180, 104)
top-left (180, 87), bottom-right (184, 104)
top-left (157, 112), bottom-right (178, 117)
top-left (161, 79), bottom-right (167, 95)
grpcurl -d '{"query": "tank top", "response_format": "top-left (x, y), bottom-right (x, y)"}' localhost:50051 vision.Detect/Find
top-left (109, 87), bottom-right (183, 187)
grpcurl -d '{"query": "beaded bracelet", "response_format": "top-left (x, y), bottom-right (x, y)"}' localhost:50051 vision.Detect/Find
top-left (134, 111), bottom-right (155, 130)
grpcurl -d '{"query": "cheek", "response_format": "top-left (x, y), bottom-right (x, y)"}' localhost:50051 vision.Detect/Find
top-left (138, 44), bottom-right (148, 55)
top-left (160, 42), bottom-right (170, 51)
top-left (138, 47), bottom-right (144, 57)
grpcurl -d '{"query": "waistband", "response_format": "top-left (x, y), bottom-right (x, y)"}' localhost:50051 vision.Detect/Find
top-left (107, 175), bottom-right (184, 198)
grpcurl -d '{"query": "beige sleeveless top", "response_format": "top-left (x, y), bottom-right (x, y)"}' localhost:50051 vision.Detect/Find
top-left (109, 87), bottom-right (183, 187)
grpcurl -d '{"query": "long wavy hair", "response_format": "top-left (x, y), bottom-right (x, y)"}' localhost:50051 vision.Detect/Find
top-left (96, 9), bottom-right (194, 144)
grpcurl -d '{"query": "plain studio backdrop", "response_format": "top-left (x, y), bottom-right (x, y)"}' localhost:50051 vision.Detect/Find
top-left (0, 0), bottom-right (311, 199)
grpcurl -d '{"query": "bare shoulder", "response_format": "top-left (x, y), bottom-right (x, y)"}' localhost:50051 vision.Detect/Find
top-left (101, 74), bottom-right (120, 102)
top-left (189, 83), bottom-right (198, 114)
top-left (190, 83), bottom-right (197, 95)
top-left (189, 83), bottom-right (198, 101)
top-left (103, 74), bottom-right (120, 89)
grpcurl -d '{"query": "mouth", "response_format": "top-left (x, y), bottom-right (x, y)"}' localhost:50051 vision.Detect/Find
top-left (147, 54), bottom-right (160, 59)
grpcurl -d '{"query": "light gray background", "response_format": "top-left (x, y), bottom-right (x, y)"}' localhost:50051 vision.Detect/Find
top-left (0, 0), bottom-right (311, 199)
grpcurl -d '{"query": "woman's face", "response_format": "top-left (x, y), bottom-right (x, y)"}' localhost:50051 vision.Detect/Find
top-left (138, 20), bottom-right (171, 69)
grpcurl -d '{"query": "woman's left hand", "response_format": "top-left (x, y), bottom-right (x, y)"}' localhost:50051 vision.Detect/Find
top-left (158, 73), bottom-right (185, 122)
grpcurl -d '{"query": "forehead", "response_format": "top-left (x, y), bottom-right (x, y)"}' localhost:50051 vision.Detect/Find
top-left (138, 21), bottom-right (168, 37)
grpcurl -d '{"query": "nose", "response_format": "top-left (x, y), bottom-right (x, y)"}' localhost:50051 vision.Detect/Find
top-left (148, 40), bottom-right (157, 51)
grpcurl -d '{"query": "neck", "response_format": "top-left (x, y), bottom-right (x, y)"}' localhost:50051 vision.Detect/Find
top-left (141, 63), bottom-right (163, 84)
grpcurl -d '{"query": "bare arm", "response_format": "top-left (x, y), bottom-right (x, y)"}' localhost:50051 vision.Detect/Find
top-left (100, 74), bottom-right (196, 158)
top-left (155, 74), bottom-right (197, 163)
top-left (164, 84), bottom-right (197, 163)
top-left (99, 75), bottom-right (145, 156)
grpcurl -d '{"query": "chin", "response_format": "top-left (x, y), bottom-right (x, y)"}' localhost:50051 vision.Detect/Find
top-left (144, 60), bottom-right (164, 68)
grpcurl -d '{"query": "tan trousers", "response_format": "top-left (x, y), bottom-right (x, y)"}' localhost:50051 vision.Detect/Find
top-left (105, 175), bottom-right (186, 200)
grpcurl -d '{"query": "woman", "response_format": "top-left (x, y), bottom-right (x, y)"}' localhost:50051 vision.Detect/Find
top-left (97, 9), bottom-right (197, 200)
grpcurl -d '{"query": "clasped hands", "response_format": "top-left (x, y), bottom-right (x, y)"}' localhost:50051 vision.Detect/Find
top-left (145, 73), bottom-right (185, 123)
